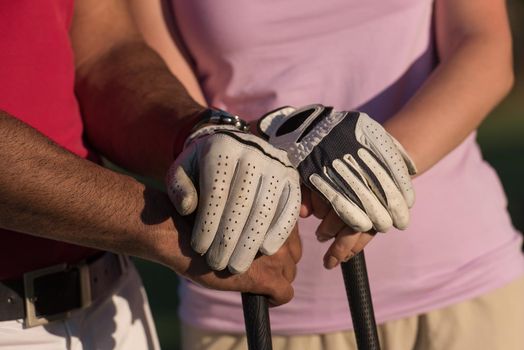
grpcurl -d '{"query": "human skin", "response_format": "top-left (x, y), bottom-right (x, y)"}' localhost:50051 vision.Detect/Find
top-left (0, 0), bottom-right (301, 306)
top-left (309, 0), bottom-right (514, 269)
top-left (133, 0), bottom-right (514, 268)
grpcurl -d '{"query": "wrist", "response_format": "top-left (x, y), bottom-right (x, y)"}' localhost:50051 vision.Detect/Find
top-left (191, 108), bottom-right (249, 134)
top-left (174, 107), bottom-right (250, 156)
top-left (172, 107), bottom-right (207, 160)
top-left (175, 108), bottom-right (249, 155)
top-left (141, 206), bottom-right (190, 275)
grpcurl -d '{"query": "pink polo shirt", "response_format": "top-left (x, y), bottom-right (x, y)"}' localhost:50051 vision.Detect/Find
top-left (171, 0), bottom-right (524, 334)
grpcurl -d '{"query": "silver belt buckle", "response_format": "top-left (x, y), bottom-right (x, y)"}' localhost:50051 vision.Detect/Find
top-left (23, 262), bottom-right (92, 328)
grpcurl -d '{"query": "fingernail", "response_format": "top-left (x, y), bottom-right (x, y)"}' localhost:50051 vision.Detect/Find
top-left (316, 234), bottom-right (330, 242)
top-left (325, 256), bottom-right (339, 269)
top-left (342, 252), bottom-right (354, 262)
top-left (315, 228), bottom-right (329, 241)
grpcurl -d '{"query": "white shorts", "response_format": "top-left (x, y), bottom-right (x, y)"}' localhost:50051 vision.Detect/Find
top-left (0, 261), bottom-right (160, 350)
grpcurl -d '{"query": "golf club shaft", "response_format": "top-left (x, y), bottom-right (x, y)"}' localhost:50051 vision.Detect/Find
top-left (341, 251), bottom-right (381, 350)
top-left (241, 292), bottom-right (273, 350)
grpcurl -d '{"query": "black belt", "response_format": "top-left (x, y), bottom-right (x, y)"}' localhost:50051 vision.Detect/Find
top-left (0, 252), bottom-right (127, 327)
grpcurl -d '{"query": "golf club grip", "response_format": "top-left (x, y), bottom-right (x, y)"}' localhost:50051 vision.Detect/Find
top-left (341, 251), bottom-right (381, 350)
top-left (241, 293), bottom-right (273, 350)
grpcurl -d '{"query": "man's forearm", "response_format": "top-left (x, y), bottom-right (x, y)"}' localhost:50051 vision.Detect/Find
top-left (0, 112), bottom-right (301, 303)
top-left (75, 41), bottom-right (206, 180)
top-left (0, 111), bottom-right (184, 270)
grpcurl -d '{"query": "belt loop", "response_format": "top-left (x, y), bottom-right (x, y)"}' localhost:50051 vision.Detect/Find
top-left (78, 264), bottom-right (92, 310)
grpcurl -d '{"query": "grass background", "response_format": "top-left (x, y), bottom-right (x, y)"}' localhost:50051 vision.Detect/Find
top-left (133, 2), bottom-right (524, 348)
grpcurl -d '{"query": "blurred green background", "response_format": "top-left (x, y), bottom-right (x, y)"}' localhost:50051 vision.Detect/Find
top-left (133, 2), bottom-right (524, 348)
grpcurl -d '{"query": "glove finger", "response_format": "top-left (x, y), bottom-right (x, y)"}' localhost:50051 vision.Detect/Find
top-left (205, 163), bottom-right (261, 271)
top-left (191, 152), bottom-right (238, 255)
top-left (357, 115), bottom-right (415, 208)
top-left (378, 135), bottom-right (415, 208)
top-left (260, 175), bottom-right (301, 255)
top-left (333, 157), bottom-right (393, 232)
top-left (389, 134), bottom-right (417, 176)
top-left (309, 173), bottom-right (373, 233)
top-left (227, 174), bottom-right (284, 274)
top-left (389, 135), bottom-right (417, 207)
top-left (166, 163), bottom-right (198, 216)
top-left (357, 148), bottom-right (410, 230)
top-left (166, 145), bottom-right (199, 215)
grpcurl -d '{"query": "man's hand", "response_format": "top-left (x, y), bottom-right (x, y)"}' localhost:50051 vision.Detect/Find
top-left (166, 124), bottom-right (301, 274)
top-left (175, 224), bottom-right (302, 306)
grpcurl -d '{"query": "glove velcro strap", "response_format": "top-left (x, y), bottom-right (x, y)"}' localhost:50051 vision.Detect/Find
top-left (213, 130), bottom-right (295, 169)
top-left (184, 125), bottom-right (239, 148)
top-left (257, 106), bottom-right (297, 140)
top-left (258, 104), bottom-right (331, 143)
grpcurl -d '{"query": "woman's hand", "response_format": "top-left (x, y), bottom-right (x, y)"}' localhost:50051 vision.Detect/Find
top-left (259, 105), bottom-right (417, 233)
top-left (258, 105), bottom-right (416, 269)
top-left (300, 187), bottom-right (374, 269)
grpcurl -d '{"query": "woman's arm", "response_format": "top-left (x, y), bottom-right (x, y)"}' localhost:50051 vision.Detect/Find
top-left (384, 0), bottom-right (514, 174)
top-left (301, 0), bottom-right (515, 268)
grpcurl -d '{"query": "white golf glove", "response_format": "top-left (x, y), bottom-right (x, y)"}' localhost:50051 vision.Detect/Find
top-left (166, 125), bottom-right (301, 274)
top-left (258, 104), bottom-right (417, 233)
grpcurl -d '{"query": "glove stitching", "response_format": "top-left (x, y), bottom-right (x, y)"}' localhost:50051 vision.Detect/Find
top-left (214, 131), bottom-right (294, 169)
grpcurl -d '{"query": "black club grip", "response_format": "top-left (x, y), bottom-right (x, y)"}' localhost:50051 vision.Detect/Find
top-left (341, 251), bottom-right (381, 350)
top-left (241, 293), bottom-right (273, 350)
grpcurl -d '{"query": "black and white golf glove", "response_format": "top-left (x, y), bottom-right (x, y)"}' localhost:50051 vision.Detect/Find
top-left (166, 125), bottom-right (301, 274)
top-left (258, 104), bottom-right (417, 233)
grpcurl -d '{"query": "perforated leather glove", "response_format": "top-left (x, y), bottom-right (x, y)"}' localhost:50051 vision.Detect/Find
top-left (258, 104), bottom-right (417, 233)
top-left (166, 125), bottom-right (301, 274)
